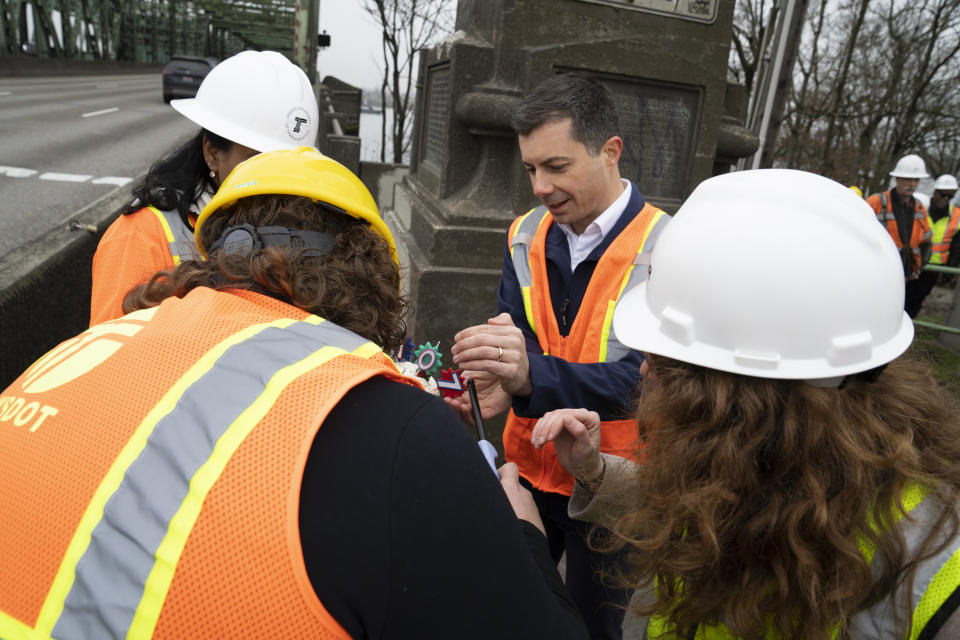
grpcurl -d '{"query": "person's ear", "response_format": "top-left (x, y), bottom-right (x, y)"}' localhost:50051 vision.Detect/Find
top-left (201, 135), bottom-right (220, 176)
top-left (602, 136), bottom-right (623, 166)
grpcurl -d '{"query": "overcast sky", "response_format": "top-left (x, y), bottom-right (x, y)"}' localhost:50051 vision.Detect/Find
top-left (317, 0), bottom-right (387, 90)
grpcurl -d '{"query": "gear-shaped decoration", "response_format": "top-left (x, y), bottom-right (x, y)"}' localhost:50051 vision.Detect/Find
top-left (436, 368), bottom-right (465, 399)
top-left (414, 341), bottom-right (443, 378)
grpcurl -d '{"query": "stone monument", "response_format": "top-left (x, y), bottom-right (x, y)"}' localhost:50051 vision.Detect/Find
top-left (387, 0), bottom-right (756, 376)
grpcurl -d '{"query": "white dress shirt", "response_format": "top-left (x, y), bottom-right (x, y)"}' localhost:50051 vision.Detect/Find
top-left (556, 179), bottom-right (631, 272)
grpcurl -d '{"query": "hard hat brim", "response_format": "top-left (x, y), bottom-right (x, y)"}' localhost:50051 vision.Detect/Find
top-left (889, 169), bottom-right (931, 179)
top-left (612, 281), bottom-right (915, 380)
top-left (171, 98), bottom-right (312, 153)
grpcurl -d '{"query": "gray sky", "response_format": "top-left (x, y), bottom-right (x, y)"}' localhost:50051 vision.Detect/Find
top-left (317, 0), bottom-right (385, 90)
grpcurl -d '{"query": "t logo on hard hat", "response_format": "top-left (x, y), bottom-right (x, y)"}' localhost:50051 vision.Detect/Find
top-left (286, 107), bottom-right (311, 141)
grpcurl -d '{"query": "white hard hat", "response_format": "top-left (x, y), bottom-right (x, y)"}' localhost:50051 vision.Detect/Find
top-left (889, 154), bottom-right (930, 179)
top-left (171, 50), bottom-right (319, 152)
top-left (914, 192), bottom-right (930, 211)
top-left (612, 169), bottom-right (914, 383)
top-left (933, 174), bottom-right (959, 192)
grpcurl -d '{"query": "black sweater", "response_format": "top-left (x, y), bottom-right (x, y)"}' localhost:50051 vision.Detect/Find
top-left (299, 376), bottom-right (589, 639)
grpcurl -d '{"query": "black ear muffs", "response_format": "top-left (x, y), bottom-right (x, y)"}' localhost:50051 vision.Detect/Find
top-left (209, 224), bottom-right (337, 257)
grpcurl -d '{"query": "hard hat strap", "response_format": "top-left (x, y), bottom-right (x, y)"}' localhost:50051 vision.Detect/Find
top-left (209, 223), bottom-right (337, 257)
top-left (838, 363), bottom-right (888, 390)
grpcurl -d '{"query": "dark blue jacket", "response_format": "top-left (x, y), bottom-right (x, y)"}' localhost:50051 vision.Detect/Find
top-left (497, 182), bottom-right (647, 421)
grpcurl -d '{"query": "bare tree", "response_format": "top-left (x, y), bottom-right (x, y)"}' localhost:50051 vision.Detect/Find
top-left (730, 0), bottom-right (775, 95)
top-left (364, 0), bottom-right (454, 164)
top-left (742, 0), bottom-right (960, 191)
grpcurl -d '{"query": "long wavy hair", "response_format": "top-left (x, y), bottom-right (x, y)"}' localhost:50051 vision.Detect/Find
top-left (122, 129), bottom-right (231, 224)
top-left (123, 195), bottom-right (409, 353)
top-left (606, 353), bottom-right (960, 640)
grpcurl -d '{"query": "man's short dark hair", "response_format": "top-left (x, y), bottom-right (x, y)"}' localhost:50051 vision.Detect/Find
top-left (511, 72), bottom-right (620, 155)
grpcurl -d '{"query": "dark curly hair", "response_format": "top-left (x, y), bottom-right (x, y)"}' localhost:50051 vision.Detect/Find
top-left (605, 353), bottom-right (960, 640)
top-left (122, 129), bottom-right (231, 226)
top-left (123, 195), bottom-right (409, 353)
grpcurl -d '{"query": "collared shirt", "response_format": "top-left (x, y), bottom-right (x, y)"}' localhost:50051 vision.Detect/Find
top-left (556, 179), bottom-right (630, 272)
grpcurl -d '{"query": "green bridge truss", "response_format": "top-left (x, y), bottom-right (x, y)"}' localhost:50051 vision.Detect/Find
top-left (0, 0), bottom-right (309, 63)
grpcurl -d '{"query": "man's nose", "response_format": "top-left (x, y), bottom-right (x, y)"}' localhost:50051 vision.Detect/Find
top-left (532, 173), bottom-right (553, 198)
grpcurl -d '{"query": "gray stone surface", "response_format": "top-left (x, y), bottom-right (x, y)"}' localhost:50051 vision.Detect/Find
top-left (0, 185), bottom-right (130, 388)
top-left (389, 0), bottom-right (755, 369)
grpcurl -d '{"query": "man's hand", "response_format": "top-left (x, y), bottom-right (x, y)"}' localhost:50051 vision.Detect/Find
top-left (531, 409), bottom-right (603, 483)
top-left (498, 462), bottom-right (545, 535)
top-left (443, 370), bottom-right (512, 426)
top-left (452, 313), bottom-right (532, 397)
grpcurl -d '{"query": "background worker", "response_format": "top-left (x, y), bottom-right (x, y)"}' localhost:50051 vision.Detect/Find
top-left (865, 153), bottom-right (932, 318)
top-left (449, 73), bottom-right (669, 640)
top-left (928, 174), bottom-right (960, 274)
top-left (89, 49), bottom-right (319, 325)
top-left (0, 148), bottom-right (589, 640)
top-left (526, 169), bottom-right (960, 640)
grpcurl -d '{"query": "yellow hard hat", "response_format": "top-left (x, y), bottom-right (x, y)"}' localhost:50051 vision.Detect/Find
top-left (195, 146), bottom-right (397, 264)
top-left (848, 185), bottom-right (863, 198)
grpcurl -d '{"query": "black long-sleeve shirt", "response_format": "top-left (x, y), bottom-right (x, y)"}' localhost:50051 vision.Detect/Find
top-left (299, 377), bottom-right (589, 639)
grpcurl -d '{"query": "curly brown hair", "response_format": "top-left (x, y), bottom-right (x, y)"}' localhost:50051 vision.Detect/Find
top-left (606, 353), bottom-right (960, 640)
top-left (123, 195), bottom-right (409, 353)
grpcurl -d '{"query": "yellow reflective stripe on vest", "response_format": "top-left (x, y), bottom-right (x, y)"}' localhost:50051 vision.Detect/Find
top-left (930, 208), bottom-right (960, 264)
top-left (509, 206), bottom-right (550, 338)
top-left (913, 545), bottom-right (960, 639)
top-left (0, 610), bottom-right (51, 640)
top-left (602, 209), bottom-right (670, 362)
top-left (148, 205), bottom-right (196, 266)
top-left (858, 482), bottom-right (928, 563)
top-left (33, 315), bottom-right (379, 639)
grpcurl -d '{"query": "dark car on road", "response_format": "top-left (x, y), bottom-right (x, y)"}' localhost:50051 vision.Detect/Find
top-left (162, 56), bottom-right (217, 103)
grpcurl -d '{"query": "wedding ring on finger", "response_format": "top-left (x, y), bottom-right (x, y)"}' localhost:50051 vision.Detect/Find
top-left (497, 346), bottom-right (504, 362)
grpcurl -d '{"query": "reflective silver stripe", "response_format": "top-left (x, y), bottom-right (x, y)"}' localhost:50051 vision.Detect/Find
top-left (155, 207), bottom-right (198, 263)
top-left (850, 495), bottom-right (960, 639)
top-left (605, 211), bottom-right (670, 362)
top-left (53, 319), bottom-right (371, 639)
top-left (510, 206), bottom-right (548, 290)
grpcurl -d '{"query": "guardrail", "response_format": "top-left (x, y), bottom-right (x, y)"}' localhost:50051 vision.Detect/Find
top-left (914, 264), bottom-right (960, 336)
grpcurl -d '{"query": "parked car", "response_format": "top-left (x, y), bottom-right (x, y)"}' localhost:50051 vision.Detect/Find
top-left (162, 56), bottom-right (217, 103)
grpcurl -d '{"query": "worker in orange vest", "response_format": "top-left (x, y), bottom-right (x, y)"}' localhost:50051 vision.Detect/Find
top-left (0, 148), bottom-right (589, 640)
top-left (449, 73), bottom-right (669, 640)
top-left (89, 50), bottom-right (319, 326)
top-left (865, 154), bottom-right (932, 318)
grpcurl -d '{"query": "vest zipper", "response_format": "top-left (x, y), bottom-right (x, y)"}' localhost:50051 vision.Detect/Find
top-left (560, 297), bottom-right (570, 331)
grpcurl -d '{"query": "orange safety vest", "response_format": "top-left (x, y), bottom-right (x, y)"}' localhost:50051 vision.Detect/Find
top-left (0, 287), bottom-right (411, 639)
top-left (90, 206), bottom-right (199, 326)
top-left (930, 205), bottom-right (960, 265)
top-left (867, 191), bottom-right (932, 277)
top-left (503, 203), bottom-right (670, 496)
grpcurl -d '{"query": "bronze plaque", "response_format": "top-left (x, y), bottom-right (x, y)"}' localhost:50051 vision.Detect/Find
top-left (422, 65), bottom-right (451, 170)
top-left (599, 74), bottom-right (701, 203)
top-left (574, 0), bottom-right (717, 23)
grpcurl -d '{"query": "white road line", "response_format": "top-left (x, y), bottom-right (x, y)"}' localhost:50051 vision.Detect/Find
top-left (96, 83), bottom-right (119, 89)
top-left (0, 165), bottom-right (38, 177)
top-left (91, 176), bottom-right (132, 186)
top-left (0, 91), bottom-right (11, 96)
top-left (82, 107), bottom-right (119, 118)
top-left (39, 172), bottom-right (92, 183)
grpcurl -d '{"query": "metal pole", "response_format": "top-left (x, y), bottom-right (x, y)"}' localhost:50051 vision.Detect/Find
top-left (750, 0), bottom-right (797, 170)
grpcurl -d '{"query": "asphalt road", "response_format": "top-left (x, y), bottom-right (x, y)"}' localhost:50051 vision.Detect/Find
top-left (0, 73), bottom-right (199, 259)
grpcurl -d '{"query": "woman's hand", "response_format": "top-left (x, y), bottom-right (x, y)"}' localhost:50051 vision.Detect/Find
top-left (531, 409), bottom-right (603, 484)
top-left (498, 462), bottom-right (545, 535)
